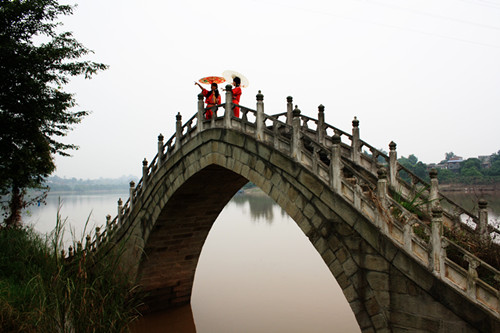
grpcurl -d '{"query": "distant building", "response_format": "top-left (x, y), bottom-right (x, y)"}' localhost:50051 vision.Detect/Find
top-left (478, 155), bottom-right (491, 169)
top-left (427, 163), bottom-right (446, 170)
top-left (446, 156), bottom-right (464, 171)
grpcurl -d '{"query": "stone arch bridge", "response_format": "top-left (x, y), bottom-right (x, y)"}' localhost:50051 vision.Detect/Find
top-left (75, 88), bottom-right (499, 332)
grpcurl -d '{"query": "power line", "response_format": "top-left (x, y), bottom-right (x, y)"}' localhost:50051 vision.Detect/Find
top-left (458, 0), bottom-right (500, 10)
top-left (363, 0), bottom-right (500, 31)
top-left (250, 0), bottom-right (500, 49)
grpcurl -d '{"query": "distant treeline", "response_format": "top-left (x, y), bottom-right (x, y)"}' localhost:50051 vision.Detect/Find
top-left (397, 152), bottom-right (500, 185)
top-left (44, 175), bottom-right (139, 192)
top-left (45, 149), bottom-right (500, 193)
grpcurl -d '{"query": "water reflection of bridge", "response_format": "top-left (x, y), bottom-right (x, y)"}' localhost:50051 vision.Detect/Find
top-left (76, 88), bottom-right (499, 332)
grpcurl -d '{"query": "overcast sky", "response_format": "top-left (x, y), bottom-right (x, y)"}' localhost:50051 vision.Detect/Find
top-left (54, 0), bottom-right (500, 179)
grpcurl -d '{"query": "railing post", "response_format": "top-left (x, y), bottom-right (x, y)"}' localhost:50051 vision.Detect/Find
top-left (224, 84), bottom-right (233, 127)
top-left (376, 167), bottom-right (388, 231)
top-left (330, 134), bottom-right (341, 192)
top-left (286, 96), bottom-right (293, 126)
top-left (197, 93), bottom-right (204, 133)
top-left (256, 90), bottom-right (264, 140)
top-left (317, 104), bottom-right (325, 145)
top-left (464, 255), bottom-right (479, 299)
top-left (431, 206), bottom-right (443, 275)
top-left (292, 105), bottom-right (302, 162)
top-left (351, 116), bottom-right (360, 164)
top-left (95, 227), bottom-right (101, 247)
top-left (157, 134), bottom-right (164, 166)
top-left (377, 167), bottom-right (388, 208)
top-left (440, 239), bottom-right (449, 280)
top-left (117, 198), bottom-right (123, 225)
top-left (85, 234), bottom-right (91, 250)
top-left (429, 168), bottom-right (439, 213)
top-left (142, 158), bottom-right (148, 187)
top-left (429, 168), bottom-right (438, 200)
top-left (129, 181), bottom-right (135, 210)
top-left (106, 214), bottom-right (112, 234)
top-left (389, 141), bottom-right (398, 187)
top-left (477, 199), bottom-right (490, 245)
top-left (175, 112), bottom-right (182, 150)
top-left (403, 222), bottom-right (411, 252)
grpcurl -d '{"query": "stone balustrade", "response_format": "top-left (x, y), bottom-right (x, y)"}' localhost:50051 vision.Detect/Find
top-left (70, 87), bottom-right (500, 319)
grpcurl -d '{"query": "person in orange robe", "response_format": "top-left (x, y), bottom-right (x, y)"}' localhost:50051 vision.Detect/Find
top-left (230, 77), bottom-right (242, 117)
top-left (195, 82), bottom-right (221, 119)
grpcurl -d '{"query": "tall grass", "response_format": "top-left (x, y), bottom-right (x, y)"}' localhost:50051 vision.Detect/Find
top-left (0, 206), bottom-right (143, 332)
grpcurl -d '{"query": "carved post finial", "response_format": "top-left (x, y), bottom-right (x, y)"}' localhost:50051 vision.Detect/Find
top-left (377, 166), bottom-right (387, 179)
top-left (95, 226), bottom-right (101, 246)
top-left (256, 90), bottom-right (264, 101)
top-left (292, 105), bottom-right (301, 117)
top-left (352, 116), bottom-right (359, 127)
top-left (106, 214), bottom-right (112, 231)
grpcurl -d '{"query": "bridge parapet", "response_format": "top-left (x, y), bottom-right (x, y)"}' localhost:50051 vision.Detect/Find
top-left (72, 88), bottom-right (500, 320)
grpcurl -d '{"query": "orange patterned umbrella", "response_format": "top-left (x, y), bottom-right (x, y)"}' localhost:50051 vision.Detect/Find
top-left (198, 76), bottom-right (226, 85)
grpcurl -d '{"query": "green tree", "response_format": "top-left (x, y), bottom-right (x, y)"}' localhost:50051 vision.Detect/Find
top-left (445, 152), bottom-right (456, 160)
top-left (0, 0), bottom-right (107, 226)
top-left (398, 154), bottom-right (429, 183)
top-left (461, 158), bottom-right (481, 171)
top-left (437, 168), bottom-right (455, 183)
top-left (485, 160), bottom-right (500, 177)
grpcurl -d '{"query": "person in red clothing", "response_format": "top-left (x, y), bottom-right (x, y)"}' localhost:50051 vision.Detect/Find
top-left (195, 82), bottom-right (221, 119)
top-left (230, 76), bottom-right (242, 117)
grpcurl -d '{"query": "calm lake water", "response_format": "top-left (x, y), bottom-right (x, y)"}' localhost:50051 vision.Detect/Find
top-left (22, 189), bottom-right (500, 332)
top-left (24, 189), bottom-right (360, 333)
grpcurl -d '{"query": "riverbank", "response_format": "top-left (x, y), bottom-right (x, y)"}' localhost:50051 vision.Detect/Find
top-left (439, 183), bottom-right (500, 192)
top-left (0, 225), bottom-right (142, 332)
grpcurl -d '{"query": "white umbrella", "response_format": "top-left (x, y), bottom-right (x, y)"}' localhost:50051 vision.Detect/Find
top-left (222, 70), bottom-right (249, 88)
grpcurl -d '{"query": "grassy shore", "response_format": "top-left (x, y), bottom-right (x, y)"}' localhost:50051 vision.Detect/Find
top-left (0, 213), bottom-right (142, 332)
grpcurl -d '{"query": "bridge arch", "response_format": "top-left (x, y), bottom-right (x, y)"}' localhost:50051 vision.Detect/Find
top-left (116, 126), bottom-right (486, 332)
top-left (78, 91), bottom-right (500, 332)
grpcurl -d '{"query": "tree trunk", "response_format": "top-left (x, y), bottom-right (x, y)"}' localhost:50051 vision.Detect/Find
top-left (5, 186), bottom-right (23, 227)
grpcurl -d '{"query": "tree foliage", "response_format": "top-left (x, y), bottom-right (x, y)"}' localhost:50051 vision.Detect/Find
top-left (0, 0), bottom-right (107, 226)
top-left (398, 152), bottom-right (500, 186)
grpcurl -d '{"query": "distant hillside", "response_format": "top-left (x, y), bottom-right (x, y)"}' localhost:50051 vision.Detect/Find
top-left (45, 175), bottom-right (139, 193)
